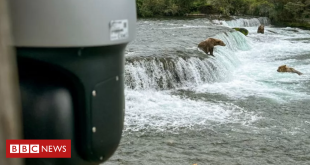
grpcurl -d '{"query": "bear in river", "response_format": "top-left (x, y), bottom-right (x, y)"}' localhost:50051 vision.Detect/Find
top-left (198, 38), bottom-right (226, 56)
top-left (257, 24), bottom-right (264, 34)
top-left (277, 65), bottom-right (302, 75)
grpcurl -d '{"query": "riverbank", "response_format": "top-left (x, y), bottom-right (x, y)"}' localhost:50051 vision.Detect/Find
top-left (143, 13), bottom-right (310, 30)
top-left (272, 20), bottom-right (310, 30)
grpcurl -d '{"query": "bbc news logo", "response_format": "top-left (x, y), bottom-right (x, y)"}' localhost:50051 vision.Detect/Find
top-left (6, 140), bottom-right (71, 158)
top-left (10, 144), bottom-right (67, 153)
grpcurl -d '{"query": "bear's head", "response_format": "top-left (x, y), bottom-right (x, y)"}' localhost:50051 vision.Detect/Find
top-left (277, 65), bottom-right (287, 72)
top-left (216, 40), bottom-right (226, 46)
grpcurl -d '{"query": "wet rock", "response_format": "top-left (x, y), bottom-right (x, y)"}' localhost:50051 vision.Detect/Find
top-left (233, 28), bottom-right (249, 36)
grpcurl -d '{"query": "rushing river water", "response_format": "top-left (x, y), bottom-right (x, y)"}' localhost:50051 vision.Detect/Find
top-left (105, 17), bottom-right (310, 165)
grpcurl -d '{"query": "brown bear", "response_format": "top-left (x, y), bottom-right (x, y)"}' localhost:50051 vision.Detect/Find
top-left (198, 38), bottom-right (226, 56)
top-left (257, 25), bottom-right (264, 34)
top-left (277, 65), bottom-right (302, 75)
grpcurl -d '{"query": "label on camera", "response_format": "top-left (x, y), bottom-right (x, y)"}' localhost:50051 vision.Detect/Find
top-left (109, 19), bottom-right (129, 41)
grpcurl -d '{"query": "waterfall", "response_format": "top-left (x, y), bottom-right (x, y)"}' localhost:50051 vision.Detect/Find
top-left (125, 31), bottom-right (250, 90)
top-left (213, 17), bottom-right (270, 27)
top-left (257, 17), bottom-right (270, 25)
top-left (214, 31), bottom-right (251, 51)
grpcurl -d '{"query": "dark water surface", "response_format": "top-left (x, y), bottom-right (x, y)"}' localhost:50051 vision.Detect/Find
top-left (105, 17), bottom-right (310, 165)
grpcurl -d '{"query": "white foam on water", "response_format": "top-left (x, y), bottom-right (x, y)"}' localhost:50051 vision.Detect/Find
top-left (125, 31), bottom-right (249, 90)
top-left (158, 25), bottom-right (211, 30)
top-left (214, 31), bottom-right (251, 51)
top-left (193, 26), bottom-right (310, 102)
top-left (214, 17), bottom-right (270, 27)
top-left (125, 55), bottom-right (236, 90)
top-left (124, 90), bottom-right (260, 132)
top-left (124, 19), bottom-right (310, 133)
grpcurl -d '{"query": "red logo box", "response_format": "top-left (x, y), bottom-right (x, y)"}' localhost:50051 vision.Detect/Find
top-left (6, 140), bottom-right (71, 158)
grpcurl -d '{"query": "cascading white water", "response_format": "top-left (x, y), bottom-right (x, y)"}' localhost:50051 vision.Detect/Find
top-left (257, 17), bottom-right (270, 25)
top-left (107, 18), bottom-right (310, 165)
top-left (213, 17), bottom-right (270, 27)
top-left (125, 31), bottom-right (249, 90)
top-left (214, 31), bottom-right (251, 51)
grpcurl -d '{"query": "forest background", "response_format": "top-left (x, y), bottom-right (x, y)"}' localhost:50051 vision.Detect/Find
top-left (136, 0), bottom-right (310, 28)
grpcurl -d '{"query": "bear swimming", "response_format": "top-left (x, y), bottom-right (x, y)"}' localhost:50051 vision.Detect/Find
top-left (257, 25), bottom-right (264, 34)
top-left (198, 38), bottom-right (226, 56)
top-left (277, 65), bottom-right (302, 75)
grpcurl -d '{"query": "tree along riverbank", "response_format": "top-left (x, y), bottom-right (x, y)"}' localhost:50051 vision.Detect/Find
top-left (136, 0), bottom-right (310, 29)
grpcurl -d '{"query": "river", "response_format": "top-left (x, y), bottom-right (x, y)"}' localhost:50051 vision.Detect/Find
top-left (105, 17), bottom-right (310, 165)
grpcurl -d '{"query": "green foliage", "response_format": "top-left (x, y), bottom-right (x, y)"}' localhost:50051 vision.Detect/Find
top-left (284, 2), bottom-right (305, 18)
top-left (208, 0), bottom-right (232, 16)
top-left (248, 0), bottom-right (274, 16)
top-left (136, 0), bottom-right (207, 17)
top-left (136, 0), bottom-right (310, 27)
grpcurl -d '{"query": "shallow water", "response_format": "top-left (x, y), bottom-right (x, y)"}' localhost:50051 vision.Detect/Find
top-left (105, 17), bottom-right (310, 165)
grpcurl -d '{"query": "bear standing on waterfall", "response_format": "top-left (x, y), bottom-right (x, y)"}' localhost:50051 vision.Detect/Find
top-left (277, 65), bottom-right (303, 75)
top-left (198, 38), bottom-right (226, 56)
top-left (257, 24), bottom-right (264, 34)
